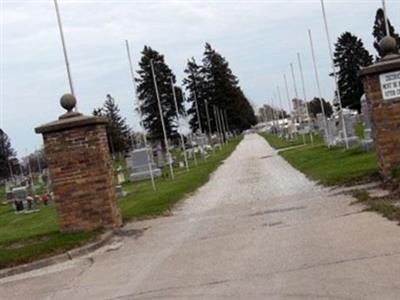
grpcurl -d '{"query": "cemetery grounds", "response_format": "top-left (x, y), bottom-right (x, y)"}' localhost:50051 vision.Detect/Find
top-left (259, 132), bottom-right (400, 224)
top-left (0, 137), bottom-right (242, 269)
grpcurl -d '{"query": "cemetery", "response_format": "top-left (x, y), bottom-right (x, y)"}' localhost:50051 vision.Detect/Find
top-left (0, 135), bottom-right (241, 269)
top-left (2, 1), bottom-right (400, 298)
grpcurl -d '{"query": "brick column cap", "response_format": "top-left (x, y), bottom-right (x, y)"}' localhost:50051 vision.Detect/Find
top-left (361, 57), bottom-right (400, 77)
top-left (35, 115), bottom-right (108, 134)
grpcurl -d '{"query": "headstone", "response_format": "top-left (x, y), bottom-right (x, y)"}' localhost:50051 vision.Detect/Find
top-left (127, 147), bottom-right (161, 182)
top-left (115, 185), bottom-right (127, 198)
top-left (360, 36), bottom-right (400, 180)
top-left (334, 110), bottom-right (359, 147)
top-left (12, 186), bottom-right (27, 213)
top-left (115, 167), bottom-right (126, 184)
top-left (360, 94), bottom-right (374, 152)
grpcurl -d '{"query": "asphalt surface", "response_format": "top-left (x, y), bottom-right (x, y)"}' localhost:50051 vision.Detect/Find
top-left (1, 133), bottom-right (400, 300)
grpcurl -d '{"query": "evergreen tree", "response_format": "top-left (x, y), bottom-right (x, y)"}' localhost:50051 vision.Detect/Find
top-left (307, 98), bottom-right (333, 118)
top-left (0, 129), bottom-right (16, 179)
top-left (373, 8), bottom-right (400, 58)
top-left (135, 46), bottom-right (182, 146)
top-left (183, 57), bottom-right (210, 132)
top-left (94, 94), bottom-right (130, 153)
top-left (199, 43), bottom-right (256, 132)
top-left (333, 32), bottom-right (373, 112)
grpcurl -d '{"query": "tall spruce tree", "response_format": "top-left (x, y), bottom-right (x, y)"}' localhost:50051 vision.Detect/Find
top-left (373, 8), bottom-right (400, 58)
top-left (0, 129), bottom-right (16, 179)
top-left (333, 32), bottom-right (373, 112)
top-left (93, 94), bottom-right (130, 153)
top-left (183, 57), bottom-right (210, 133)
top-left (200, 43), bottom-right (256, 132)
top-left (135, 46), bottom-right (182, 146)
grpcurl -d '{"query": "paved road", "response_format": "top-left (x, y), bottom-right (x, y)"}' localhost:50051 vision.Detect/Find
top-left (1, 134), bottom-right (400, 300)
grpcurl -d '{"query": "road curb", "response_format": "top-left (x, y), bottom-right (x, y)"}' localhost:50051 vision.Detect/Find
top-left (0, 230), bottom-right (114, 279)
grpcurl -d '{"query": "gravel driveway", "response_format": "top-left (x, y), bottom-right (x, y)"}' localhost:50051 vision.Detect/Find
top-left (1, 133), bottom-right (400, 299)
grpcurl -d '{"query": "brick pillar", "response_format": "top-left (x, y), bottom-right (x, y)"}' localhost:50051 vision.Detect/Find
top-left (361, 37), bottom-right (400, 181)
top-left (35, 94), bottom-right (122, 232)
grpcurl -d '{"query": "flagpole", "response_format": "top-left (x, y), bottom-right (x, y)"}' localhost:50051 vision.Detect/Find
top-left (182, 92), bottom-right (198, 164)
top-left (277, 86), bottom-right (284, 136)
top-left (308, 29), bottom-right (330, 145)
top-left (53, 0), bottom-right (76, 110)
top-left (150, 59), bottom-right (175, 180)
top-left (125, 40), bottom-right (156, 190)
top-left (320, 0), bottom-right (349, 149)
top-left (170, 77), bottom-right (189, 171)
top-left (382, 0), bottom-right (390, 37)
top-left (283, 73), bottom-right (293, 139)
top-left (290, 62), bottom-right (300, 123)
top-left (297, 52), bottom-right (314, 145)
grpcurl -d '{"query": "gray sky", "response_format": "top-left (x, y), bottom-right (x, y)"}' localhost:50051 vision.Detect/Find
top-left (1, 0), bottom-right (400, 157)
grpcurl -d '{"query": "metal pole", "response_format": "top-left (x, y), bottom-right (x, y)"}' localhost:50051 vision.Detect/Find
top-left (213, 105), bottom-right (223, 146)
top-left (150, 59), bottom-right (175, 180)
top-left (320, 0), bottom-right (349, 149)
top-left (219, 108), bottom-right (227, 143)
top-left (125, 40), bottom-right (156, 190)
top-left (308, 29), bottom-right (330, 144)
top-left (277, 86), bottom-right (285, 136)
top-left (224, 110), bottom-right (230, 133)
top-left (204, 99), bottom-right (215, 153)
top-left (382, 0), bottom-right (390, 37)
top-left (170, 78), bottom-right (189, 171)
top-left (290, 62), bottom-right (305, 144)
top-left (284, 73), bottom-right (293, 139)
top-left (53, 0), bottom-right (77, 110)
top-left (297, 52), bottom-right (314, 145)
top-left (182, 92), bottom-right (198, 164)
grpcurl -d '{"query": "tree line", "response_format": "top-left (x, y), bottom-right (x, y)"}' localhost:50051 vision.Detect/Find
top-left (94, 43), bottom-right (257, 153)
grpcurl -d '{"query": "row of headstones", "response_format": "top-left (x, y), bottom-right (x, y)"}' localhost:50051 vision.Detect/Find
top-left (124, 131), bottom-right (223, 184)
top-left (315, 95), bottom-right (374, 151)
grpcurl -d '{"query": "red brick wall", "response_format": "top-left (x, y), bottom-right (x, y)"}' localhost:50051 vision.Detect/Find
top-left (43, 124), bottom-right (122, 232)
top-left (363, 74), bottom-right (400, 179)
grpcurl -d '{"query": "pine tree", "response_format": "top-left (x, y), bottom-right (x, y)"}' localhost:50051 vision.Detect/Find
top-left (183, 57), bottom-right (210, 133)
top-left (333, 32), bottom-right (373, 112)
top-left (307, 98), bottom-right (333, 118)
top-left (373, 8), bottom-right (400, 58)
top-left (200, 43), bottom-right (256, 132)
top-left (94, 94), bottom-right (131, 153)
top-left (0, 129), bottom-right (16, 179)
top-left (135, 46), bottom-right (182, 146)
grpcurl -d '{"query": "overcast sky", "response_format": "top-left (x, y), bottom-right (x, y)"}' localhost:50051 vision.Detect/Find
top-left (1, 0), bottom-right (400, 157)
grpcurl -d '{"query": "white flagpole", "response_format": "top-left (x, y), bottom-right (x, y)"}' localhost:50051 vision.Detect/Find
top-left (308, 29), bottom-right (330, 145)
top-left (150, 59), bottom-right (175, 180)
top-left (53, 0), bottom-right (76, 110)
top-left (382, 0), bottom-right (390, 37)
top-left (284, 73), bottom-right (293, 139)
top-left (320, 0), bottom-right (349, 149)
top-left (181, 92), bottom-right (198, 164)
top-left (290, 62), bottom-right (300, 124)
top-left (170, 78), bottom-right (189, 171)
top-left (277, 86), bottom-right (284, 135)
top-left (297, 52), bottom-right (314, 145)
top-left (125, 40), bottom-right (156, 191)
top-left (291, 62), bottom-right (305, 144)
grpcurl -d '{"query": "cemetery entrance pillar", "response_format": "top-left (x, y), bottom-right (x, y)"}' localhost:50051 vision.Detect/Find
top-left (35, 94), bottom-right (122, 232)
top-left (361, 36), bottom-right (400, 181)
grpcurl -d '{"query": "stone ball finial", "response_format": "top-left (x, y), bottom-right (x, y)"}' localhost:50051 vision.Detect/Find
top-left (60, 94), bottom-right (76, 112)
top-left (379, 36), bottom-right (398, 57)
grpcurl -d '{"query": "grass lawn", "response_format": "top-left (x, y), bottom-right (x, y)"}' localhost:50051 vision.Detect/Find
top-left (259, 132), bottom-right (322, 149)
top-left (0, 137), bottom-right (241, 269)
top-left (260, 132), bottom-right (378, 186)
